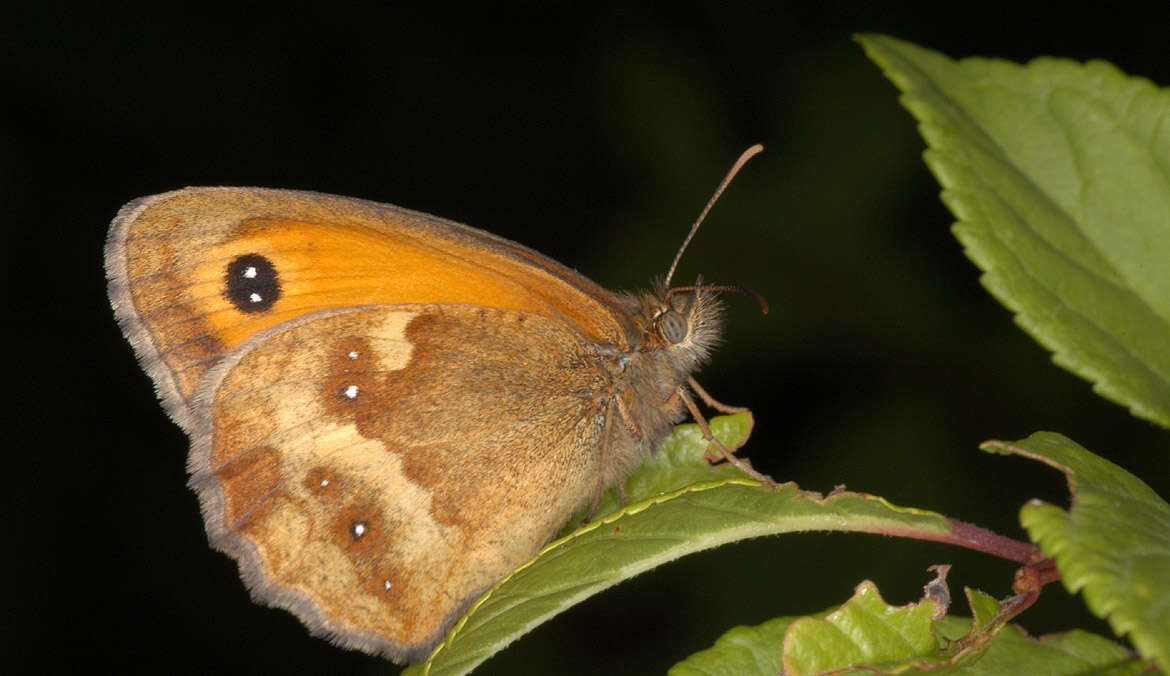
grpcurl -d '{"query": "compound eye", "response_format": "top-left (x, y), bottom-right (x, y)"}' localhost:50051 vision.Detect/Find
top-left (657, 310), bottom-right (688, 345)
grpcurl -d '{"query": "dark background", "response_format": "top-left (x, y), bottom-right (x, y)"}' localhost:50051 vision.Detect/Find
top-left (8, 4), bottom-right (1168, 674)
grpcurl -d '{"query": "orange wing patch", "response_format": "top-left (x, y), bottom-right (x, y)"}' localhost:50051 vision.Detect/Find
top-left (107, 188), bottom-right (629, 419)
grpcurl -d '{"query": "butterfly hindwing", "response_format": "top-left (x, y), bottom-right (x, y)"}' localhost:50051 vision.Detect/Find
top-left (187, 303), bottom-right (612, 660)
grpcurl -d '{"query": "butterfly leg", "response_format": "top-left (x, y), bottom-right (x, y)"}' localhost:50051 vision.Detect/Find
top-left (584, 399), bottom-right (631, 523)
top-left (683, 376), bottom-right (753, 460)
top-left (676, 384), bottom-right (775, 487)
top-left (583, 479), bottom-right (628, 524)
top-left (688, 376), bottom-right (750, 416)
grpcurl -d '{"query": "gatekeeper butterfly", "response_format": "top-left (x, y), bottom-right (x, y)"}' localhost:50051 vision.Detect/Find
top-left (106, 145), bottom-right (768, 662)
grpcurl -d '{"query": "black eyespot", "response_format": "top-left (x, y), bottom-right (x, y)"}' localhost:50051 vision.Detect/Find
top-left (224, 253), bottom-right (281, 314)
top-left (657, 310), bottom-right (688, 345)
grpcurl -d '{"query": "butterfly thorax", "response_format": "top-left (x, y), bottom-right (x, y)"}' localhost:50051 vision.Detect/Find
top-left (595, 283), bottom-right (724, 482)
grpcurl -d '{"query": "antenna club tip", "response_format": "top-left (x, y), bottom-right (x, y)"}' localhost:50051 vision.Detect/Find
top-left (741, 285), bottom-right (769, 315)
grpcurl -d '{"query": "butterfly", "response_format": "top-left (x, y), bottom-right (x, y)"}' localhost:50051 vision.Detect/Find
top-left (105, 145), bottom-right (767, 662)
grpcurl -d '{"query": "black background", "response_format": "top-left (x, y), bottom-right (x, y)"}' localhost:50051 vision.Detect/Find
top-left (8, 4), bottom-right (1168, 674)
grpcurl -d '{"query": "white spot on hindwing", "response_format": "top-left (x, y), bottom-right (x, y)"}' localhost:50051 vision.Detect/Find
top-left (345, 385), bottom-right (359, 398)
top-left (243, 266), bottom-right (258, 279)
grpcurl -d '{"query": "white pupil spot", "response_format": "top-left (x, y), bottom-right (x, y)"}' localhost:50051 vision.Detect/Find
top-left (348, 351), bottom-right (359, 360)
top-left (345, 385), bottom-right (359, 398)
top-left (353, 523), bottom-right (366, 537)
top-left (320, 479), bottom-right (329, 487)
top-left (243, 266), bottom-right (258, 279)
top-left (384, 580), bottom-right (392, 591)
top-left (249, 292), bottom-right (263, 303)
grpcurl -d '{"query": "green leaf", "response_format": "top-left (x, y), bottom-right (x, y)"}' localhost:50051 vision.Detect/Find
top-left (668, 615), bottom-right (795, 676)
top-left (407, 415), bottom-right (970, 675)
top-left (783, 581), bottom-right (944, 675)
top-left (859, 34), bottom-right (1170, 428)
top-left (983, 432), bottom-right (1170, 670)
top-left (966, 588), bottom-right (1002, 634)
top-left (952, 628), bottom-right (1152, 676)
top-left (674, 585), bottom-right (1148, 675)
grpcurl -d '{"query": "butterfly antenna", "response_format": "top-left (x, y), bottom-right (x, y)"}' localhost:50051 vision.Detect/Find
top-left (664, 144), bottom-right (764, 288)
top-left (665, 283), bottom-right (770, 315)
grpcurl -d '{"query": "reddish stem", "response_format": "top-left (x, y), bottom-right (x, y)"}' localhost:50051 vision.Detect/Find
top-left (944, 519), bottom-right (1041, 563)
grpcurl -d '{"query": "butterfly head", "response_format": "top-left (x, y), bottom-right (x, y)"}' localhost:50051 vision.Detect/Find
top-left (629, 276), bottom-right (768, 368)
top-left (625, 278), bottom-right (724, 368)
